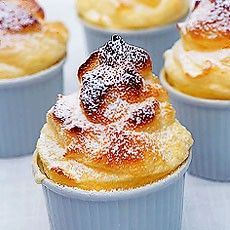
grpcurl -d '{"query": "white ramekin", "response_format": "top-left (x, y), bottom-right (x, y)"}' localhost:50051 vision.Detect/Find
top-left (161, 74), bottom-right (230, 181)
top-left (33, 152), bottom-right (191, 230)
top-left (0, 60), bottom-right (64, 158)
top-left (80, 20), bottom-right (184, 75)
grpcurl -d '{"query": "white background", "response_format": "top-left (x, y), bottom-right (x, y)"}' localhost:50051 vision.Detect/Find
top-left (1, 0), bottom-right (230, 229)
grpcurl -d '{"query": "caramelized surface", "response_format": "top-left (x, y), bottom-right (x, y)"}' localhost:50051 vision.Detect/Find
top-left (36, 36), bottom-right (193, 191)
top-left (180, 0), bottom-right (230, 50)
top-left (0, 1), bottom-right (41, 33)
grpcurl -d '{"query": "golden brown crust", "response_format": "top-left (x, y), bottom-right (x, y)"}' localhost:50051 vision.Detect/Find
top-left (52, 36), bottom-right (176, 173)
top-left (35, 36), bottom-right (193, 191)
top-left (0, 0), bottom-right (45, 33)
top-left (78, 35), bottom-right (154, 125)
top-left (0, 0), bottom-right (68, 79)
top-left (15, 0), bottom-right (45, 19)
top-left (37, 149), bottom-right (188, 191)
top-left (36, 119), bottom-right (192, 191)
top-left (179, 0), bottom-right (230, 51)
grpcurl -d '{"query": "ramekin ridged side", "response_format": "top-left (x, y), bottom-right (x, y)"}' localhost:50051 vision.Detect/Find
top-left (0, 60), bottom-right (64, 158)
top-left (80, 20), bottom-right (181, 75)
top-left (33, 154), bottom-right (191, 230)
top-left (161, 74), bottom-right (230, 181)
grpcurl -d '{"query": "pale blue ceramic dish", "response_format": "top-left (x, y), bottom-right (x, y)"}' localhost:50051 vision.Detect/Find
top-left (34, 153), bottom-right (191, 230)
top-left (0, 60), bottom-right (64, 158)
top-left (161, 74), bottom-right (230, 181)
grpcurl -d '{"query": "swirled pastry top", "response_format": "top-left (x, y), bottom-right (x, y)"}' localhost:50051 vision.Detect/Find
top-left (0, 0), bottom-right (68, 79)
top-left (35, 35), bottom-right (193, 191)
top-left (76, 0), bottom-right (189, 30)
top-left (163, 0), bottom-right (230, 100)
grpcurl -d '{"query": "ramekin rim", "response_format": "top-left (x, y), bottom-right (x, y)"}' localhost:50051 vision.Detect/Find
top-left (160, 72), bottom-right (230, 107)
top-left (38, 151), bottom-right (191, 201)
top-left (78, 12), bottom-right (188, 35)
top-left (0, 58), bottom-right (65, 87)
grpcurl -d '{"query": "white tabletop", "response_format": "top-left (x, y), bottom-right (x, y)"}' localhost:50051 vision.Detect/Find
top-left (1, 1), bottom-right (230, 230)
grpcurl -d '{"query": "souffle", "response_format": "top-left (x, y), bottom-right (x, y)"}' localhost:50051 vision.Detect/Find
top-left (163, 0), bottom-right (230, 100)
top-left (76, 0), bottom-right (189, 29)
top-left (34, 35), bottom-right (193, 191)
top-left (0, 0), bottom-right (68, 79)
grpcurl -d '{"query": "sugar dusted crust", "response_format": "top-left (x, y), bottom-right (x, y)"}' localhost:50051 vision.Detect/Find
top-left (179, 0), bottom-right (230, 50)
top-left (36, 36), bottom-right (193, 191)
top-left (0, 0), bottom-right (68, 79)
top-left (0, 0), bottom-right (44, 33)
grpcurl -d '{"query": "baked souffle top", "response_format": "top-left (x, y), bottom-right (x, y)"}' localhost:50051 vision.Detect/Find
top-left (34, 35), bottom-right (193, 191)
top-left (163, 0), bottom-right (230, 100)
top-left (0, 0), bottom-right (68, 79)
top-left (76, 0), bottom-right (189, 30)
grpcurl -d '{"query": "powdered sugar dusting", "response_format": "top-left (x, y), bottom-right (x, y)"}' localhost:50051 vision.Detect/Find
top-left (98, 34), bottom-right (151, 71)
top-left (0, 1), bottom-right (39, 33)
top-left (79, 35), bottom-right (152, 124)
top-left (52, 94), bottom-right (90, 131)
top-left (180, 0), bottom-right (230, 39)
top-left (37, 126), bottom-right (120, 181)
top-left (35, 37), bottom-right (194, 189)
top-left (50, 36), bottom-right (178, 169)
